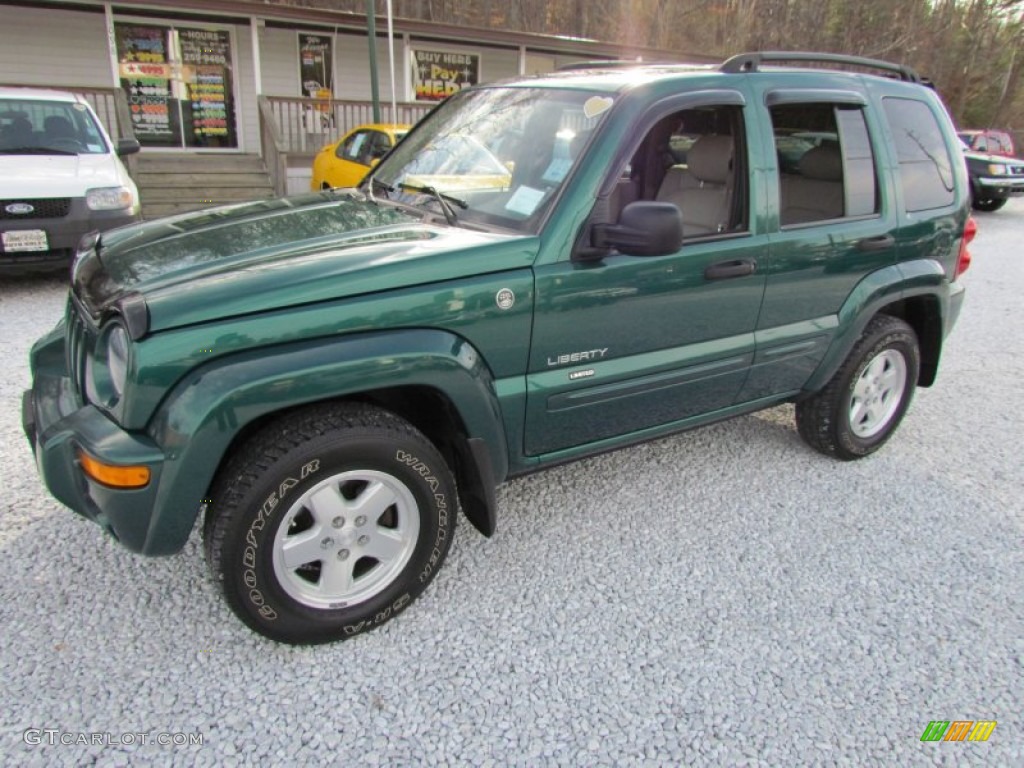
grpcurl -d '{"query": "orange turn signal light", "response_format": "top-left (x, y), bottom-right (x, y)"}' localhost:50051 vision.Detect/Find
top-left (78, 451), bottom-right (151, 489)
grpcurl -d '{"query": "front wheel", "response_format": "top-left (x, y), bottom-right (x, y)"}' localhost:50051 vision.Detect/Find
top-left (203, 403), bottom-right (456, 644)
top-left (971, 196), bottom-right (1006, 212)
top-left (796, 315), bottom-right (920, 460)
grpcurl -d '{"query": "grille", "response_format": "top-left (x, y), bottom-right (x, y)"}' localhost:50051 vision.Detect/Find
top-left (1009, 165), bottom-right (1024, 176)
top-left (1, 198), bottom-right (71, 220)
top-left (65, 300), bottom-right (91, 399)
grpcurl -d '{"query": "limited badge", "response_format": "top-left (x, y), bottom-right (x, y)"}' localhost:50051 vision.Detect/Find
top-left (495, 288), bottom-right (515, 310)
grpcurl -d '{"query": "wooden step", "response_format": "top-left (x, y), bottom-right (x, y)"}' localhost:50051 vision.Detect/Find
top-left (135, 154), bottom-right (268, 173)
top-left (135, 171), bottom-right (275, 188)
top-left (133, 152), bottom-right (276, 220)
top-left (141, 187), bottom-right (274, 204)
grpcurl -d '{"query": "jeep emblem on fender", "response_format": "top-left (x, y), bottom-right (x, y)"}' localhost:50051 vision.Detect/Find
top-left (495, 288), bottom-right (515, 310)
top-left (5, 202), bottom-right (34, 215)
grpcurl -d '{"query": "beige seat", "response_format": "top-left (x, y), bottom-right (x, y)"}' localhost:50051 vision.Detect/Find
top-left (779, 143), bottom-right (844, 225)
top-left (656, 134), bottom-right (734, 236)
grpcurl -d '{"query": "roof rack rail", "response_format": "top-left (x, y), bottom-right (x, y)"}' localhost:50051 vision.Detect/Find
top-left (557, 60), bottom-right (652, 72)
top-left (720, 51), bottom-right (922, 83)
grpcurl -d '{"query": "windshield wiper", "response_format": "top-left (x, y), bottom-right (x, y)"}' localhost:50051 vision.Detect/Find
top-left (0, 147), bottom-right (78, 156)
top-left (398, 183), bottom-right (467, 226)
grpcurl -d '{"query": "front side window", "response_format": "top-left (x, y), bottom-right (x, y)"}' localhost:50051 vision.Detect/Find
top-left (338, 129), bottom-right (371, 163)
top-left (882, 97), bottom-right (955, 212)
top-left (0, 99), bottom-right (108, 155)
top-left (770, 103), bottom-right (879, 226)
top-left (605, 104), bottom-right (748, 239)
top-left (371, 87), bottom-right (610, 233)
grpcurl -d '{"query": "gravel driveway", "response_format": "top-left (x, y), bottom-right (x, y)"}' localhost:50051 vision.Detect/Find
top-left (1, 199), bottom-right (1021, 766)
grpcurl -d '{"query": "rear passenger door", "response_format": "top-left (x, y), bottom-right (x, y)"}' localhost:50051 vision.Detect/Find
top-left (737, 88), bottom-right (898, 402)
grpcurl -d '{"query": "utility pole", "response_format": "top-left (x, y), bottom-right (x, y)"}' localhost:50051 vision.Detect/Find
top-left (366, 0), bottom-right (381, 122)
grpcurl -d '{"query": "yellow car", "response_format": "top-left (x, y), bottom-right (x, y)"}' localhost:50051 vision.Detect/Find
top-left (310, 123), bottom-right (410, 190)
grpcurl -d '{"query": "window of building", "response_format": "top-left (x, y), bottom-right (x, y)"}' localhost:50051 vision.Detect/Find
top-left (114, 22), bottom-right (238, 149)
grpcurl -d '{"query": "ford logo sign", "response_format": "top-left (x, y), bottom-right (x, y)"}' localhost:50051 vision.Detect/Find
top-left (5, 202), bottom-right (34, 215)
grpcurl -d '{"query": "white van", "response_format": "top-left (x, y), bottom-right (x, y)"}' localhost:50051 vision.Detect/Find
top-left (0, 87), bottom-right (140, 274)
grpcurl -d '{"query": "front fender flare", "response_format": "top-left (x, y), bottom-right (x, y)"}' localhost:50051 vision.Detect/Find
top-left (141, 329), bottom-right (508, 554)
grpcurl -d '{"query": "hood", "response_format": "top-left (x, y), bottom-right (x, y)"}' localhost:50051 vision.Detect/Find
top-left (963, 147), bottom-right (1021, 165)
top-left (73, 191), bottom-right (537, 333)
top-left (0, 153), bottom-right (130, 198)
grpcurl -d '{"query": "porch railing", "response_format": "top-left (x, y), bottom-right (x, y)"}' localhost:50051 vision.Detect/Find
top-left (265, 96), bottom-right (432, 155)
top-left (258, 95), bottom-right (289, 197)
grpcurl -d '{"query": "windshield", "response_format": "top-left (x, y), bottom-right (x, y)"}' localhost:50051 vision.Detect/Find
top-left (0, 98), bottom-right (109, 155)
top-left (370, 87), bottom-right (613, 233)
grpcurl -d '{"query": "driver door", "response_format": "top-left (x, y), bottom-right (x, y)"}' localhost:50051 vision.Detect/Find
top-left (524, 95), bottom-right (768, 456)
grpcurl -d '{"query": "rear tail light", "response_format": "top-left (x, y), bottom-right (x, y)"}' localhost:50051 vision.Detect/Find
top-left (955, 215), bottom-right (977, 280)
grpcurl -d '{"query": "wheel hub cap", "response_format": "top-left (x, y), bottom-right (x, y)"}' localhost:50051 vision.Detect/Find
top-left (272, 469), bottom-right (420, 609)
top-left (849, 349), bottom-right (908, 439)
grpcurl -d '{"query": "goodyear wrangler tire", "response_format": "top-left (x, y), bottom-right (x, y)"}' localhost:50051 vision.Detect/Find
top-left (796, 315), bottom-right (920, 461)
top-left (203, 403), bottom-right (456, 644)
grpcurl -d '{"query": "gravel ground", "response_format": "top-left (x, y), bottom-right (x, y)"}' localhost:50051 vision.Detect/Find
top-left (1, 199), bottom-right (1022, 767)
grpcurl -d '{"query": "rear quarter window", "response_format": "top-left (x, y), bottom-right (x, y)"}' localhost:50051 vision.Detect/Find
top-left (882, 98), bottom-right (955, 212)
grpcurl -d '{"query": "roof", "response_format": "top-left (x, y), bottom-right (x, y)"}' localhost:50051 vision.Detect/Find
top-left (488, 64), bottom-right (722, 94)
top-left (0, 86), bottom-right (83, 103)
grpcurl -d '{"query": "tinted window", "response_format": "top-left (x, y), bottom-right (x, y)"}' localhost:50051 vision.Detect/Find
top-left (770, 103), bottom-right (878, 226)
top-left (882, 98), bottom-right (955, 212)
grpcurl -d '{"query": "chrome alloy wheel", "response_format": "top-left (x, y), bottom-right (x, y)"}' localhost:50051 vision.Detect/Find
top-left (272, 470), bottom-right (420, 609)
top-left (849, 349), bottom-right (908, 439)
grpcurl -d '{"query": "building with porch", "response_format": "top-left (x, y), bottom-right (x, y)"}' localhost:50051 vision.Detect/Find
top-left (0, 0), bottom-right (714, 216)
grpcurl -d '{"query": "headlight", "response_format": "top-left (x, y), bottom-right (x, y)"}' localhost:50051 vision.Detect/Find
top-left (87, 322), bottom-right (131, 406)
top-left (987, 164), bottom-right (1007, 176)
top-left (86, 186), bottom-right (134, 211)
top-left (107, 324), bottom-right (130, 399)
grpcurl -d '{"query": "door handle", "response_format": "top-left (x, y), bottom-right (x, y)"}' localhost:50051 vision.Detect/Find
top-left (705, 258), bottom-right (756, 280)
top-left (856, 234), bottom-right (895, 252)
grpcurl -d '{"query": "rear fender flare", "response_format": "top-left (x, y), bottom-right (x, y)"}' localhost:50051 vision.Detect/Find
top-left (804, 260), bottom-right (948, 393)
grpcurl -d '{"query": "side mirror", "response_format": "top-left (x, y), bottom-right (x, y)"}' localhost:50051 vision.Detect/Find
top-left (593, 201), bottom-right (683, 257)
top-left (116, 138), bottom-right (141, 157)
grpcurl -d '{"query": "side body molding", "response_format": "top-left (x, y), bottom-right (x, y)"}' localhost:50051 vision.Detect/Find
top-left (143, 329), bottom-right (509, 554)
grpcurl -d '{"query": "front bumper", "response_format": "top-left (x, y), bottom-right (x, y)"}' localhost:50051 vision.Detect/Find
top-left (23, 328), bottom-right (167, 554)
top-left (1, 200), bottom-right (138, 273)
top-left (975, 176), bottom-right (1024, 199)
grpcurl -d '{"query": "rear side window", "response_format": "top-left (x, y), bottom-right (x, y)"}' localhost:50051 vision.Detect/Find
top-left (882, 98), bottom-right (955, 212)
top-left (770, 103), bottom-right (878, 226)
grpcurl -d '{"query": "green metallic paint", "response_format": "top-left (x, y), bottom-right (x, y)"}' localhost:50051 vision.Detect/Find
top-left (114, 243), bottom-right (537, 429)
top-left (801, 262), bottom-right (948, 393)
top-left (148, 329), bottom-right (508, 554)
top-left (25, 67), bottom-right (970, 557)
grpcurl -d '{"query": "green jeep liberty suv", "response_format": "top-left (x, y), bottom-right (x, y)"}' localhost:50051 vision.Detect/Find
top-left (24, 53), bottom-right (974, 644)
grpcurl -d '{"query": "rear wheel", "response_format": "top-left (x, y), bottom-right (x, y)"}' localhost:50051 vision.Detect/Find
top-left (796, 315), bottom-right (920, 460)
top-left (203, 403), bottom-right (456, 644)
